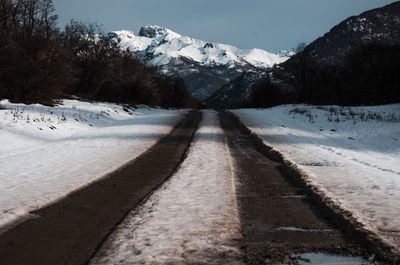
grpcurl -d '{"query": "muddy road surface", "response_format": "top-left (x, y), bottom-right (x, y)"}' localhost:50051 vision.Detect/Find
top-left (0, 109), bottom-right (383, 265)
top-left (90, 110), bottom-right (243, 265)
top-left (219, 111), bottom-right (375, 264)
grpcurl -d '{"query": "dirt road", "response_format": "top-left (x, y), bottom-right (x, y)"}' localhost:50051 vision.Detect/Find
top-left (0, 111), bottom-right (201, 265)
top-left (220, 111), bottom-right (373, 264)
top-left (0, 110), bottom-right (383, 264)
top-left (90, 110), bottom-right (243, 264)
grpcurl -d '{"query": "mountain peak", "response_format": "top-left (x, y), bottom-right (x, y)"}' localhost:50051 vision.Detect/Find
top-left (138, 25), bottom-right (168, 38)
top-left (109, 25), bottom-right (290, 101)
top-left (111, 25), bottom-right (289, 68)
top-left (138, 25), bottom-right (181, 40)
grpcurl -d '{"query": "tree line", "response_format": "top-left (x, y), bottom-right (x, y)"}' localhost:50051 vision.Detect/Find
top-left (250, 43), bottom-right (400, 108)
top-left (0, 0), bottom-right (198, 108)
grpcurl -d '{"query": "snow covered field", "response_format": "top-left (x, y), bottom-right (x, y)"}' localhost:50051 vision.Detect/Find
top-left (0, 99), bottom-right (185, 229)
top-left (233, 105), bottom-right (400, 252)
top-left (91, 110), bottom-right (242, 265)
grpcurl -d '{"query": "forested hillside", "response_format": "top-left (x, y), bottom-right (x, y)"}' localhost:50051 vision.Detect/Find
top-left (247, 1), bottom-right (400, 108)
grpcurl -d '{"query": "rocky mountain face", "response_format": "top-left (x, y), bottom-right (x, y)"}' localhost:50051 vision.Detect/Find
top-left (286, 1), bottom-right (400, 66)
top-left (157, 57), bottom-right (262, 101)
top-left (109, 26), bottom-right (288, 101)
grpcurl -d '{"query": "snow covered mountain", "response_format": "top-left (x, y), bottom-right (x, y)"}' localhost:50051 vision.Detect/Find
top-left (110, 25), bottom-right (286, 68)
top-left (109, 26), bottom-right (289, 100)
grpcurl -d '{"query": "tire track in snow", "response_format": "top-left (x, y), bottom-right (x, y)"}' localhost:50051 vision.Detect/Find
top-left (91, 110), bottom-right (243, 264)
top-left (0, 111), bottom-right (200, 265)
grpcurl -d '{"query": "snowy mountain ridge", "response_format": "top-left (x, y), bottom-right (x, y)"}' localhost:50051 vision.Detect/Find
top-left (109, 25), bottom-right (289, 69)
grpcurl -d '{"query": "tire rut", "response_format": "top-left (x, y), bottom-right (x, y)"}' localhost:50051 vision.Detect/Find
top-left (0, 111), bottom-right (201, 265)
top-left (219, 111), bottom-right (374, 264)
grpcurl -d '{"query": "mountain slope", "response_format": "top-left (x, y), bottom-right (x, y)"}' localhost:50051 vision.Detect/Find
top-left (109, 26), bottom-right (288, 101)
top-left (233, 1), bottom-right (400, 108)
top-left (204, 71), bottom-right (268, 109)
top-left (286, 1), bottom-right (400, 66)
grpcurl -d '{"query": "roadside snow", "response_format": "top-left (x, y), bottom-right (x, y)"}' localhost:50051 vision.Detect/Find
top-left (0, 99), bottom-right (185, 229)
top-left (233, 105), bottom-right (400, 252)
top-left (91, 110), bottom-right (243, 265)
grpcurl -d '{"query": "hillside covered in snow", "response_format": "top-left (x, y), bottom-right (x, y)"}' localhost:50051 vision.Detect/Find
top-left (109, 25), bottom-right (288, 68)
top-left (109, 26), bottom-right (290, 101)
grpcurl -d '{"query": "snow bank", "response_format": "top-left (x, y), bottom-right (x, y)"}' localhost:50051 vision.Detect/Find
top-left (91, 110), bottom-right (242, 264)
top-left (233, 105), bottom-right (400, 251)
top-left (0, 99), bottom-right (185, 229)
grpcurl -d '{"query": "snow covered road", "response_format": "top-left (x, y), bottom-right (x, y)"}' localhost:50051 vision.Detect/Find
top-left (233, 105), bottom-right (400, 254)
top-left (91, 110), bottom-right (243, 265)
top-left (0, 100), bottom-right (185, 229)
top-left (0, 105), bottom-right (382, 264)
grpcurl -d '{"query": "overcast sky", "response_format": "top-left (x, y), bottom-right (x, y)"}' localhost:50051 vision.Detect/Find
top-left (53, 0), bottom-right (397, 53)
